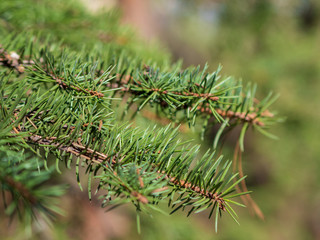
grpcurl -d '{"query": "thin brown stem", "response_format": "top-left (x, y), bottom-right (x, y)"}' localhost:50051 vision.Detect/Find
top-left (233, 141), bottom-right (264, 220)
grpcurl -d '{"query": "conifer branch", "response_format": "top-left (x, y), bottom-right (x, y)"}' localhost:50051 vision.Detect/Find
top-left (0, 43), bottom-right (277, 133)
top-left (15, 125), bottom-right (230, 212)
top-left (7, 98), bottom-right (236, 221)
top-left (0, 30), bottom-right (279, 232)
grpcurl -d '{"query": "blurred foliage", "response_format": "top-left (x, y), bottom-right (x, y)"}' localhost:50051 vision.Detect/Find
top-left (0, 0), bottom-right (171, 65)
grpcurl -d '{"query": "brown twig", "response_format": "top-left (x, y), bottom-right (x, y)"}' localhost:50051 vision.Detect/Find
top-left (48, 73), bottom-right (104, 98)
top-left (27, 135), bottom-right (115, 166)
top-left (0, 46), bottom-right (25, 73)
top-left (198, 105), bottom-right (267, 126)
top-left (233, 141), bottom-right (264, 220)
top-left (169, 177), bottom-right (226, 211)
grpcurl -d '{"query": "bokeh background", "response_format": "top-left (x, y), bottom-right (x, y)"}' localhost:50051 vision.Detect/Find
top-left (1, 0), bottom-right (320, 239)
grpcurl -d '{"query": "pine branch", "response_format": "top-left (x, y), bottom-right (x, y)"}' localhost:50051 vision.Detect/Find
top-left (0, 30), bottom-right (279, 232)
top-left (1, 42), bottom-right (278, 143)
top-left (26, 132), bottom-right (230, 212)
top-left (1, 69), bottom-right (244, 230)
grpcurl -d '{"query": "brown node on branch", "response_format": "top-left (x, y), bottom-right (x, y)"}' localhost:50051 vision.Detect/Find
top-left (136, 169), bottom-right (144, 188)
top-left (131, 191), bottom-right (148, 204)
top-left (0, 47), bottom-right (25, 73)
top-left (152, 186), bottom-right (168, 194)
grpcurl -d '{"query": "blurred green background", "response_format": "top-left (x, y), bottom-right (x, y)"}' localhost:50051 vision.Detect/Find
top-left (1, 0), bottom-right (320, 239)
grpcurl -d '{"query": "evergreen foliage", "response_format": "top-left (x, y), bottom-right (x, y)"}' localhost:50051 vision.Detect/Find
top-left (0, 0), bottom-right (280, 234)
